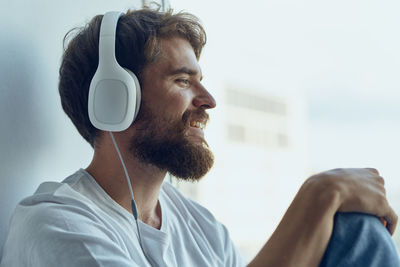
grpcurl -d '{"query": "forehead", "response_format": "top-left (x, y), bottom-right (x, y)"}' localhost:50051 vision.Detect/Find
top-left (155, 37), bottom-right (201, 74)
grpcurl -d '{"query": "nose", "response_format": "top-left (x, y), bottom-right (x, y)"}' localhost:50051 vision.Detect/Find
top-left (192, 84), bottom-right (217, 109)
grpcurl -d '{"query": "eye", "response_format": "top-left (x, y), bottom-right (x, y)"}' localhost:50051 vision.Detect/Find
top-left (175, 78), bottom-right (190, 87)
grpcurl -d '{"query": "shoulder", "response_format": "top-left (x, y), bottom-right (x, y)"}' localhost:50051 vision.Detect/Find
top-left (5, 178), bottom-right (115, 246)
top-left (1, 171), bottom-right (135, 267)
top-left (16, 170), bottom-right (103, 224)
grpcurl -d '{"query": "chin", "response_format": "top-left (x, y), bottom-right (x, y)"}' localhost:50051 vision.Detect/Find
top-left (168, 144), bottom-right (214, 182)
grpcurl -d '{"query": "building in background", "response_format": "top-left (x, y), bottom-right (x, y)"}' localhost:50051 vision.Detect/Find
top-left (174, 84), bottom-right (309, 260)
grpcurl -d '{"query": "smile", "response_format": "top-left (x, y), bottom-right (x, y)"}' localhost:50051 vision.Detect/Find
top-left (190, 120), bottom-right (205, 130)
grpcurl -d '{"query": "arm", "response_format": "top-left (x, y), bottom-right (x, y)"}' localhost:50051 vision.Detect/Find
top-left (248, 168), bottom-right (398, 267)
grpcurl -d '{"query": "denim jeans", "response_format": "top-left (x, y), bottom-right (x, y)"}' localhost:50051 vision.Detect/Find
top-left (320, 212), bottom-right (400, 267)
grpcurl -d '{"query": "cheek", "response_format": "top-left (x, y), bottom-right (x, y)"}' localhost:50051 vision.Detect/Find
top-left (141, 82), bottom-right (193, 119)
top-left (168, 91), bottom-right (192, 115)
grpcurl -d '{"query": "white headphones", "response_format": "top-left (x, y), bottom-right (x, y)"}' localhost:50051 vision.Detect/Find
top-left (87, 12), bottom-right (153, 264)
top-left (88, 11), bottom-right (141, 132)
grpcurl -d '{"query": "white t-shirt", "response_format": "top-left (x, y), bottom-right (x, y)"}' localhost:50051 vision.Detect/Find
top-left (1, 169), bottom-right (246, 267)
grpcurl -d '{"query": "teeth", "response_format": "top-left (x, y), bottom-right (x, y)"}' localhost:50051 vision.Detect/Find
top-left (190, 121), bottom-right (204, 129)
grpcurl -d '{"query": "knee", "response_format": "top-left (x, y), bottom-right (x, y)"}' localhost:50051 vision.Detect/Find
top-left (320, 212), bottom-right (400, 267)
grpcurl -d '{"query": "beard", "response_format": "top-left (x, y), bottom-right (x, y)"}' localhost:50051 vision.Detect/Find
top-left (129, 102), bottom-right (214, 182)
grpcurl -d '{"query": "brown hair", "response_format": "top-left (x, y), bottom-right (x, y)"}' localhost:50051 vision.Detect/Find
top-left (58, 8), bottom-right (206, 147)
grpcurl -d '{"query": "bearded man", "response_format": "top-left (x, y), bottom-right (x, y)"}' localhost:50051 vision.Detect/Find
top-left (1, 7), bottom-right (399, 267)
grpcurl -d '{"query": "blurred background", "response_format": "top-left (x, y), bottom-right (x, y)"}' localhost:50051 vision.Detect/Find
top-left (1, 0), bottom-right (399, 261)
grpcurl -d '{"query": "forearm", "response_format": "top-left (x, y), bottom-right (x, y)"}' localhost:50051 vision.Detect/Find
top-left (248, 180), bottom-right (341, 267)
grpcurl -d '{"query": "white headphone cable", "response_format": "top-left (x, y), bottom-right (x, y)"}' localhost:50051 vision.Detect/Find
top-left (109, 131), bottom-right (154, 266)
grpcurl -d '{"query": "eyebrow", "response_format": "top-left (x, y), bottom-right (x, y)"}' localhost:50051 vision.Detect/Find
top-left (169, 67), bottom-right (203, 80)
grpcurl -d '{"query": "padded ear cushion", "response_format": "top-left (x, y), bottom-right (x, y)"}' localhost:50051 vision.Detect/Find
top-left (88, 66), bottom-right (141, 132)
top-left (124, 68), bottom-right (141, 122)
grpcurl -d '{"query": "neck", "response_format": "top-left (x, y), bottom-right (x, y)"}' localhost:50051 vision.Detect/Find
top-left (86, 132), bottom-right (165, 229)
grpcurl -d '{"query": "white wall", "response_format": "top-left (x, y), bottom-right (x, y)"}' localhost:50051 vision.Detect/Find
top-left (0, 0), bottom-right (147, 256)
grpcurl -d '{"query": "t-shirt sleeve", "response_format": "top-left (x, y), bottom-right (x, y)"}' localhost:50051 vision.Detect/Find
top-left (320, 212), bottom-right (400, 267)
top-left (1, 202), bottom-right (143, 267)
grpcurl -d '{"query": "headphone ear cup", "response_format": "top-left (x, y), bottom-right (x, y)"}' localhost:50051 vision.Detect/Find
top-left (124, 68), bottom-right (141, 122)
top-left (88, 12), bottom-right (142, 132)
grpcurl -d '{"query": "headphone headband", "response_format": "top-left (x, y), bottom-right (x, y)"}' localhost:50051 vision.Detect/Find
top-left (98, 12), bottom-right (123, 68)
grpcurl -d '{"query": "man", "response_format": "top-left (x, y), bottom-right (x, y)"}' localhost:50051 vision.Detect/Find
top-left (1, 7), bottom-right (399, 267)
